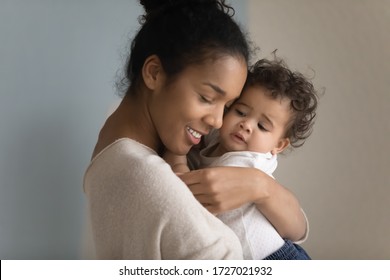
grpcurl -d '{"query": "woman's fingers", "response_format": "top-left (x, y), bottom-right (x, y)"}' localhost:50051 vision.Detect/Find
top-left (178, 169), bottom-right (214, 195)
top-left (193, 193), bottom-right (216, 204)
top-left (178, 169), bottom-right (202, 186)
top-left (178, 167), bottom-right (258, 213)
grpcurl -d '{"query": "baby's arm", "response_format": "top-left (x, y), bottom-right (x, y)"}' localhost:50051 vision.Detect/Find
top-left (163, 150), bottom-right (190, 174)
top-left (253, 177), bottom-right (308, 242)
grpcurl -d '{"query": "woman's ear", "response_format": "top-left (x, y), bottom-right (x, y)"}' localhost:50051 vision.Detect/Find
top-left (142, 55), bottom-right (164, 90)
top-left (271, 138), bottom-right (290, 155)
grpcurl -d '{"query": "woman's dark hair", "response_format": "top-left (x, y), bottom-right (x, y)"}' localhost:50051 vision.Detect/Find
top-left (245, 57), bottom-right (319, 148)
top-left (123, 0), bottom-right (251, 94)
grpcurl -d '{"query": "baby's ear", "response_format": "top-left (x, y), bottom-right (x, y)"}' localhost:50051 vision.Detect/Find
top-left (142, 55), bottom-right (164, 90)
top-left (271, 138), bottom-right (290, 155)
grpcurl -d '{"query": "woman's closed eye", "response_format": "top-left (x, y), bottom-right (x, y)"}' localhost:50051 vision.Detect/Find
top-left (199, 95), bottom-right (213, 104)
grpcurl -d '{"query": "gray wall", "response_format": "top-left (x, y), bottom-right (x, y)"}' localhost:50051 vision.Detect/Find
top-left (0, 0), bottom-right (246, 259)
top-left (248, 0), bottom-right (390, 259)
top-left (0, 0), bottom-right (142, 259)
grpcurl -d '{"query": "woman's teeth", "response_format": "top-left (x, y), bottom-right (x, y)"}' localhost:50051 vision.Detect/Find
top-left (187, 127), bottom-right (202, 139)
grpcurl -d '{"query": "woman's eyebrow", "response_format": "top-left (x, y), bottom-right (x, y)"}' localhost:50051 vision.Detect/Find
top-left (203, 82), bottom-right (226, 96)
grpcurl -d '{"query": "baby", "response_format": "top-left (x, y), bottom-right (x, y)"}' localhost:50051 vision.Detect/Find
top-left (166, 57), bottom-right (318, 259)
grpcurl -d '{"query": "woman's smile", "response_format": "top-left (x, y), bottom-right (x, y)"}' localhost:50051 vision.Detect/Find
top-left (186, 126), bottom-right (203, 145)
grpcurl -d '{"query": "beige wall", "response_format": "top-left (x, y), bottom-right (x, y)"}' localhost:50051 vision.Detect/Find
top-left (247, 0), bottom-right (390, 259)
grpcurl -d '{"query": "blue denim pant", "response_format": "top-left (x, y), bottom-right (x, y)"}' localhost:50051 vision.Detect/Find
top-left (263, 240), bottom-right (311, 260)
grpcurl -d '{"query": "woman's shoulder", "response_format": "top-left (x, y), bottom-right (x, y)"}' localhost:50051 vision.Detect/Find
top-left (85, 138), bottom-right (162, 176)
top-left (83, 138), bottom-right (164, 191)
top-left (91, 138), bottom-right (156, 161)
top-left (84, 138), bottom-right (199, 199)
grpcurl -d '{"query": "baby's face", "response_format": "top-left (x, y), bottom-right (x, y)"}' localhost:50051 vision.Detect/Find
top-left (218, 85), bottom-right (291, 155)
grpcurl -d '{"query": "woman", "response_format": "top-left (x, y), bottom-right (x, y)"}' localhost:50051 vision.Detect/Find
top-left (83, 0), bottom-right (306, 259)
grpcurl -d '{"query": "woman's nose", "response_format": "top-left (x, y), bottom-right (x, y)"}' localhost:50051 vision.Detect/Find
top-left (204, 108), bottom-right (224, 129)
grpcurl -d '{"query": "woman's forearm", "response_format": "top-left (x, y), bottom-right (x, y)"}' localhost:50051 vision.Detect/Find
top-left (179, 166), bottom-right (308, 241)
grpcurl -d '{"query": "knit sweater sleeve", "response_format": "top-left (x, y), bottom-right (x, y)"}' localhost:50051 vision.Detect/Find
top-left (84, 139), bottom-right (243, 260)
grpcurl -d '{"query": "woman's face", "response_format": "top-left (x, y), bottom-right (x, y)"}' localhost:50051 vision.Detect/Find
top-left (150, 56), bottom-right (247, 155)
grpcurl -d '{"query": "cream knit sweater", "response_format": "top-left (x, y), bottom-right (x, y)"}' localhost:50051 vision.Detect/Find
top-left (83, 138), bottom-right (243, 259)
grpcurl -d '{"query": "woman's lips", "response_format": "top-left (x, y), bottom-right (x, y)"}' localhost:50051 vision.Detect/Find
top-left (186, 126), bottom-right (203, 145)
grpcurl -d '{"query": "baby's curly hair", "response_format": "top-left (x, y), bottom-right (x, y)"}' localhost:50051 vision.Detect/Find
top-left (245, 57), bottom-right (318, 148)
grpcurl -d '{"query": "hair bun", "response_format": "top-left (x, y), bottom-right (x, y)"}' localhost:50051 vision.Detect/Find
top-left (140, 0), bottom-right (167, 14)
top-left (140, 0), bottom-right (221, 15)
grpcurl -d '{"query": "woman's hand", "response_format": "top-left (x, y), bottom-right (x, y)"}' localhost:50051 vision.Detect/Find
top-left (178, 167), bottom-right (262, 214)
top-left (163, 150), bottom-right (190, 174)
top-left (178, 166), bottom-right (307, 242)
